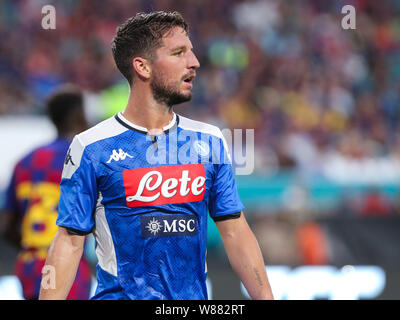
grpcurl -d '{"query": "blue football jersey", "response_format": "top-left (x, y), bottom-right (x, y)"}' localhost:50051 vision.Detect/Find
top-left (56, 112), bottom-right (244, 300)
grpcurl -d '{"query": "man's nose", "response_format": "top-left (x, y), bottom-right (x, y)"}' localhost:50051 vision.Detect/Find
top-left (188, 51), bottom-right (200, 69)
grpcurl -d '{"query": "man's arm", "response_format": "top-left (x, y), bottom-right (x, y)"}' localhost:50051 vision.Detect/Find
top-left (216, 212), bottom-right (274, 300)
top-left (39, 226), bottom-right (85, 300)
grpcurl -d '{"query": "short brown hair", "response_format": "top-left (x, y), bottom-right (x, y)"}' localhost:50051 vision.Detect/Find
top-left (111, 11), bottom-right (188, 85)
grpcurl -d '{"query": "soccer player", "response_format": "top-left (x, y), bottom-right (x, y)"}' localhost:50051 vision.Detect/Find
top-left (39, 11), bottom-right (273, 300)
top-left (2, 85), bottom-right (92, 300)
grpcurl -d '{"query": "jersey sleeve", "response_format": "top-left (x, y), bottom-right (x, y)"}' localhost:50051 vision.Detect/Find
top-left (208, 134), bottom-right (244, 221)
top-left (56, 135), bottom-right (97, 234)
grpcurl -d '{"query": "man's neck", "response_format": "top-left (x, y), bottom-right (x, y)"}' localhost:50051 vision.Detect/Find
top-left (122, 84), bottom-right (174, 135)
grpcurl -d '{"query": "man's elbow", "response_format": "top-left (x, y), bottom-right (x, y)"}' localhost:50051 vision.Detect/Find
top-left (217, 213), bottom-right (252, 241)
top-left (49, 227), bottom-right (86, 256)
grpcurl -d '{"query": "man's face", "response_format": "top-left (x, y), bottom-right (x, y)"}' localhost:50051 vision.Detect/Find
top-left (150, 27), bottom-right (200, 106)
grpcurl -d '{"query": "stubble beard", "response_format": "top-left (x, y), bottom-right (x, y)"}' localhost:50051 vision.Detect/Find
top-left (150, 72), bottom-right (192, 107)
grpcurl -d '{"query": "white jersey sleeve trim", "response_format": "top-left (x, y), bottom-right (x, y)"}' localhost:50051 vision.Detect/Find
top-left (93, 191), bottom-right (118, 277)
top-left (61, 117), bottom-right (128, 179)
top-left (62, 135), bottom-right (85, 179)
top-left (78, 116), bottom-right (129, 147)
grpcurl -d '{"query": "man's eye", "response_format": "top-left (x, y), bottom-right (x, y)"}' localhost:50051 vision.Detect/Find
top-left (174, 51), bottom-right (183, 56)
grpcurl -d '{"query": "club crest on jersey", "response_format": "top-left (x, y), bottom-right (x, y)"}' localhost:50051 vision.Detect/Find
top-left (107, 148), bottom-right (133, 163)
top-left (193, 140), bottom-right (210, 157)
top-left (122, 164), bottom-right (206, 207)
top-left (141, 214), bottom-right (198, 238)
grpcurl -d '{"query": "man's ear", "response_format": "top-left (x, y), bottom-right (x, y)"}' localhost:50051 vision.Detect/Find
top-left (132, 57), bottom-right (151, 80)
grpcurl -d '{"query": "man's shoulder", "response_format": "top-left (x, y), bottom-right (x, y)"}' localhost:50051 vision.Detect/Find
top-left (178, 115), bottom-right (224, 139)
top-left (75, 115), bottom-right (128, 148)
top-left (62, 116), bottom-right (128, 178)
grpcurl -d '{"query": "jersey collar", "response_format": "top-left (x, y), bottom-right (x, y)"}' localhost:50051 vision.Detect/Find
top-left (115, 112), bottom-right (179, 134)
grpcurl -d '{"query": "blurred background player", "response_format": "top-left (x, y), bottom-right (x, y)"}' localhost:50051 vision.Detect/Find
top-left (1, 85), bottom-right (92, 300)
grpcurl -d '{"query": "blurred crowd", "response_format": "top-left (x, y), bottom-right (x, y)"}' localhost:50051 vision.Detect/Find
top-left (1, 0), bottom-right (400, 181)
top-left (1, 0), bottom-right (400, 272)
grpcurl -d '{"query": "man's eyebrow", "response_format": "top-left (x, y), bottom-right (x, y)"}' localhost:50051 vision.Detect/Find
top-left (169, 45), bottom-right (193, 52)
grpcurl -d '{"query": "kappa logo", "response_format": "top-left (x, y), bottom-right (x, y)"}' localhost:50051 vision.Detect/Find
top-left (64, 148), bottom-right (75, 166)
top-left (141, 214), bottom-right (197, 238)
top-left (107, 148), bottom-right (133, 163)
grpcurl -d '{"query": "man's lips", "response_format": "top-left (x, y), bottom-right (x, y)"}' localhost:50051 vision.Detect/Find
top-left (183, 80), bottom-right (193, 89)
top-left (182, 73), bottom-right (195, 88)
top-left (182, 73), bottom-right (196, 82)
